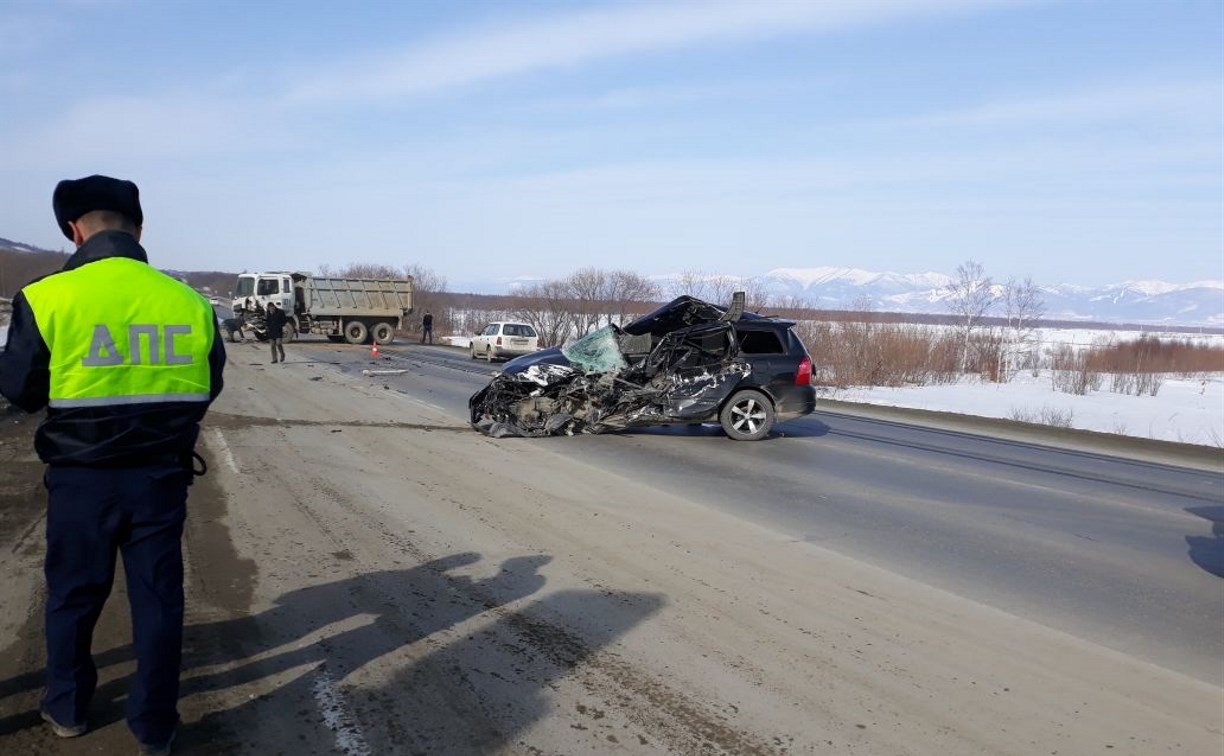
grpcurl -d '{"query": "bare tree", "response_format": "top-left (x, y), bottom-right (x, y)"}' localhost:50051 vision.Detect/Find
top-left (512, 279), bottom-right (574, 347)
top-left (1003, 276), bottom-right (1045, 332)
top-left (331, 263), bottom-right (405, 279)
top-left (565, 268), bottom-right (607, 336)
top-left (404, 263), bottom-right (449, 335)
top-left (604, 270), bottom-right (660, 326)
top-left (1000, 276), bottom-right (1045, 378)
top-left (945, 260), bottom-right (997, 372)
top-left (739, 277), bottom-right (772, 313)
top-left (769, 294), bottom-right (812, 315)
top-left (672, 271), bottom-right (744, 308)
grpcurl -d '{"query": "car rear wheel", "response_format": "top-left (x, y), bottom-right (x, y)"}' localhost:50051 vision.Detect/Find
top-left (484, 347), bottom-right (494, 362)
top-left (719, 390), bottom-right (774, 441)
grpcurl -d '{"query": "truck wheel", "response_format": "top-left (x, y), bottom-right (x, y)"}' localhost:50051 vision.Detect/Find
top-left (283, 322), bottom-right (297, 343)
top-left (344, 321), bottom-right (369, 345)
top-left (719, 390), bottom-right (774, 441)
top-left (370, 322), bottom-right (395, 345)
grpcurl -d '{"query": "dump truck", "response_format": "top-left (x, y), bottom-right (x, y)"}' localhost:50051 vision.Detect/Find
top-left (231, 272), bottom-right (414, 344)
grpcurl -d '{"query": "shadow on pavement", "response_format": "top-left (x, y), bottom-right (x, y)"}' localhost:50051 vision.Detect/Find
top-left (0, 551), bottom-right (664, 754)
top-left (1185, 506), bottom-right (1224, 578)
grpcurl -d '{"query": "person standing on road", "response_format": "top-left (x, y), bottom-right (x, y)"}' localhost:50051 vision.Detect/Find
top-left (266, 301), bottom-right (287, 363)
top-left (0, 175), bottom-right (226, 756)
top-left (421, 310), bottom-right (434, 344)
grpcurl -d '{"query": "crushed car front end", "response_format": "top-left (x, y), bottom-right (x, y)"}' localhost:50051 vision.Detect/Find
top-left (468, 295), bottom-right (816, 440)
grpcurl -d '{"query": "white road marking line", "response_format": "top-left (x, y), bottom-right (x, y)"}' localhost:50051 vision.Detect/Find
top-left (311, 667), bottom-right (372, 756)
top-left (208, 428), bottom-right (241, 474)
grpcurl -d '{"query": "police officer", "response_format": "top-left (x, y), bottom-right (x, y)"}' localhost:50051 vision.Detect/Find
top-left (0, 175), bottom-right (225, 755)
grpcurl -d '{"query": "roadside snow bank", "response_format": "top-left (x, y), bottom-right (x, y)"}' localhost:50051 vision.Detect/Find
top-left (828, 370), bottom-right (1223, 447)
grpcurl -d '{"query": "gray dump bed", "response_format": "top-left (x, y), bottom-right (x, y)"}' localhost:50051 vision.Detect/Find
top-left (302, 276), bottom-right (414, 317)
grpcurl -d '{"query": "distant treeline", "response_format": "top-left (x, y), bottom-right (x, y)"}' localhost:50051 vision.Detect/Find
top-left (438, 290), bottom-right (1223, 336)
top-left (0, 245), bottom-right (235, 301)
top-left (1, 242), bottom-right (1219, 335)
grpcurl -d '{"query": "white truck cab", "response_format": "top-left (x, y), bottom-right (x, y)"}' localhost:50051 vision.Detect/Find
top-left (232, 272), bottom-right (294, 316)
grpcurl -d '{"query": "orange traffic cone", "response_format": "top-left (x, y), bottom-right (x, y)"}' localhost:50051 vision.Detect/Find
top-left (371, 341), bottom-right (380, 358)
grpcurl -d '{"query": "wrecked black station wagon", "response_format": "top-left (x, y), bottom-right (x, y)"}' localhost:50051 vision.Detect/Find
top-left (469, 294), bottom-right (816, 440)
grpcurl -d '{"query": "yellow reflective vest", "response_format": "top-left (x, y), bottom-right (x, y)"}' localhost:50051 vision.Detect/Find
top-left (23, 256), bottom-right (216, 408)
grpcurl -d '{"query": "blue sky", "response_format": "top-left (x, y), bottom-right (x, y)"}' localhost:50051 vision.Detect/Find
top-left (1, 0), bottom-right (1221, 291)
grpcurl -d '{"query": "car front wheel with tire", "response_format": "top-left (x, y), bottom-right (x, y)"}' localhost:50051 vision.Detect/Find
top-left (719, 390), bottom-right (775, 441)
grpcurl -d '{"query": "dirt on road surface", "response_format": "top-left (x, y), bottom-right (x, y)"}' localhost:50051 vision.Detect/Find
top-left (0, 343), bottom-right (1219, 755)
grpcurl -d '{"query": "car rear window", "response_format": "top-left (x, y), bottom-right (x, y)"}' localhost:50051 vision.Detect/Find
top-left (737, 329), bottom-right (786, 354)
top-left (504, 324), bottom-right (537, 337)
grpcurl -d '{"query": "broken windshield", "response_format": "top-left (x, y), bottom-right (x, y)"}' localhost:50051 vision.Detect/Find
top-left (561, 326), bottom-right (628, 373)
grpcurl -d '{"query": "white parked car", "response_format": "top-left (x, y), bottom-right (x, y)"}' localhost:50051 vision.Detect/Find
top-left (470, 322), bottom-right (540, 362)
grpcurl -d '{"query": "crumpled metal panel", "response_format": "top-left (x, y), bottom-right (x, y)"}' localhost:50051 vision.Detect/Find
top-left (470, 295), bottom-right (755, 438)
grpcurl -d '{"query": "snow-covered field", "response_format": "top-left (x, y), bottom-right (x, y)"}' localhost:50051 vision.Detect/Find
top-left (827, 327), bottom-right (1223, 447)
top-left (829, 371), bottom-right (1223, 447)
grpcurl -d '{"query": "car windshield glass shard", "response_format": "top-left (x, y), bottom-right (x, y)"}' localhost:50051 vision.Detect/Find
top-left (562, 326), bottom-right (628, 373)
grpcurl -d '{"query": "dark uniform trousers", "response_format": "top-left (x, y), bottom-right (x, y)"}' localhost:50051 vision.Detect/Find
top-left (42, 460), bottom-right (189, 745)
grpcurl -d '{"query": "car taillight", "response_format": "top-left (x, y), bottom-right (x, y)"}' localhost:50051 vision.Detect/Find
top-left (795, 355), bottom-right (812, 385)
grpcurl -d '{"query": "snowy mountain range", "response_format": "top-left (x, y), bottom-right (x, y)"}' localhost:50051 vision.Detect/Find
top-left (3, 235), bottom-right (1219, 326)
top-left (751, 267), bottom-right (1224, 326)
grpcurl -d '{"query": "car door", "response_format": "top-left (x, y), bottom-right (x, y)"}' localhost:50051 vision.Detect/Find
top-left (646, 323), bottom-right (742, 420)
top-left (474, 323), bottom-right (498, 353)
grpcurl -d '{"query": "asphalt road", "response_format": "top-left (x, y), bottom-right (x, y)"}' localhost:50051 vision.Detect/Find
top-left (0, 336), bottom-right (1219, 755)
top-left (354, 339), bottom-right (1224, 685)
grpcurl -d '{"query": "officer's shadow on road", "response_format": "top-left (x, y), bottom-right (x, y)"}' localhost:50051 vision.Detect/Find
top-left (1185, 506), bottom-right (1224, 578)
top-left (0, 552), bottom-right (665, 753)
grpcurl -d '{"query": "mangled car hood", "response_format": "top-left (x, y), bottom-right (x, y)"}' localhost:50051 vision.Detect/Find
top-left (469, 296), bottom-right (756, 438)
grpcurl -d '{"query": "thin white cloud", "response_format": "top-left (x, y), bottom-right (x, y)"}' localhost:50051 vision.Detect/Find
top-left (0, 93), bottom-right (295, 172)
top-left (876, 81), bottom-right (1223, 130)
top-left (526, 77), bottom-right (822, 113)
top-left (284, 0), bottom-right (1029, 105)
top-left (449, 137), bottom-right (1221, 204)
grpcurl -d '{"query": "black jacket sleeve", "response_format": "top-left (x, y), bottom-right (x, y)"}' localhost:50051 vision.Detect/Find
top-left (0, 291), bottom-right (51, 413)
top-left (209, 316), bottom-right (226, 401)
